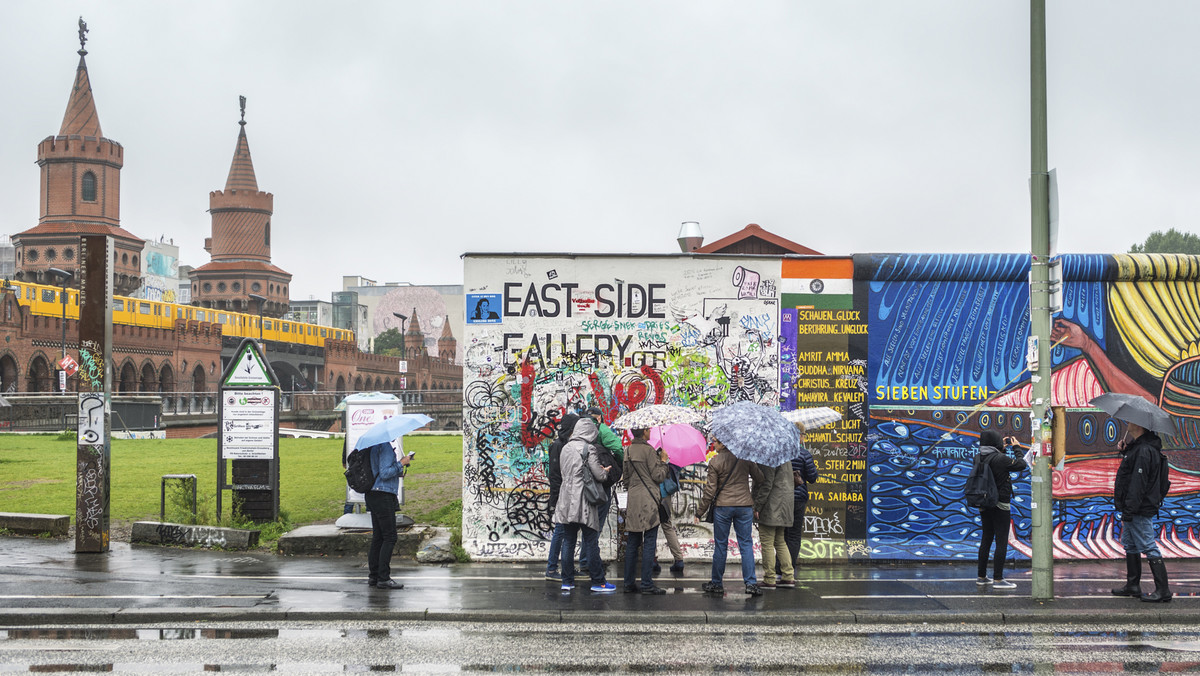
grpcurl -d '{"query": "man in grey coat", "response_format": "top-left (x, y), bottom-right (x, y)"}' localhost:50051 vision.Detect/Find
top-left (553, 418), bottom-right (616, 593)
top-left (752, 459), bottom-right (796, 589)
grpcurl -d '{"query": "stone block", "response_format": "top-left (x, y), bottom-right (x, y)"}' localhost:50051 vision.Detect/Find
top-left (276, 524), bottom-right (429, 557)
top-left (0, 512), bottom-right (70, 536)
top-left (130, 521), bottom-right (260, 550)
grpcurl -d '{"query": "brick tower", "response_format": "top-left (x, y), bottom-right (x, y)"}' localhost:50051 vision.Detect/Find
top-left (438, 315), bottom-right (457, 363)
top-left (190, 98), bottom-right (292, 318)
top-left (13, 19), bottom-right (144, 294)
top-left (405, 308), bottom-right (426, 357)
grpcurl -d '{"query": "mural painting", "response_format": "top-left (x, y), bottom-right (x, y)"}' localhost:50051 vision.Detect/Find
top-left (863, 253), bottom-right (1200, 561)
top-left (461, 255), bottom-right (781, 560)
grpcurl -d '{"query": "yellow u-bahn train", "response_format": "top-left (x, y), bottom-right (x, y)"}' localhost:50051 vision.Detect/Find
top-left (6, 279), bottom-right (355, 347)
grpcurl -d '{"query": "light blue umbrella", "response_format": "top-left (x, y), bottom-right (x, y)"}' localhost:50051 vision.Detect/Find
top-left (711, 401), bottom-right (802, 466)
top-left (353, 413), bottom-right (434, 450)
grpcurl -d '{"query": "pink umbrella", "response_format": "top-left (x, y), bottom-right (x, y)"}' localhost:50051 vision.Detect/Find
top-left (649, 424), bottom-right (709, 467)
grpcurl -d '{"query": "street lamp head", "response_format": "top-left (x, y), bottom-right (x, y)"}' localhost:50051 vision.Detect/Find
top-left (392, 312), bottom-right (407, 320)
top-left (48, 267), bottom-right (72, 283)
top-left (248, 293), bottom-right (267, 304)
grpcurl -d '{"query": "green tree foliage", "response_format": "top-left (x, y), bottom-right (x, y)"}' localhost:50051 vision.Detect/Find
top-left (1130, 228), bottom-right (1200, 254)
top-left (373, 327), bottom-right (404, 356)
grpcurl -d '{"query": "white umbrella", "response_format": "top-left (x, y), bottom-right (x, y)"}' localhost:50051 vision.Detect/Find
top-left (782, 407), bottom-right (843, 430)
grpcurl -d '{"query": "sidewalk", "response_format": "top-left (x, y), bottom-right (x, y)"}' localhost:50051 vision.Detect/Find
top-left (0, 536), bottom-right (1196, 627)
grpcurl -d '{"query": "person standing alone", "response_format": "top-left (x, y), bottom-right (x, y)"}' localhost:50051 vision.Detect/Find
top-left (1111, 421), bottom-right (1172, 602)
top-left (366, 441), bottom-right (411, 590)
top-left (973, 430), bottom-right (1027, 589)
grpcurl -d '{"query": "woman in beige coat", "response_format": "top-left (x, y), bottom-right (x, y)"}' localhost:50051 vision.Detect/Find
top-left (622, 428), bottom-right (670, 594)
top-left (752, 460), bottom-right (796, 588)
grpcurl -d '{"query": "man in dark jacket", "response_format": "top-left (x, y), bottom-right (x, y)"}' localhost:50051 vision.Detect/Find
top-left (544, 412), bottom-right (579, 581)
top-left (1111, 421), bottom-right (1172, 602)
top-left (975, 430), bottom-right (1028, 589)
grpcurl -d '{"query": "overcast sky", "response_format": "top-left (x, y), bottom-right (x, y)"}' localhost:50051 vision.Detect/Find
top-left (3, 2), bottom-right (1199, 300)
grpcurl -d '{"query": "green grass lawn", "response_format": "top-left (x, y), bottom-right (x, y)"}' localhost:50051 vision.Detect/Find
top-left (0, 434), bottom-right (463, 530)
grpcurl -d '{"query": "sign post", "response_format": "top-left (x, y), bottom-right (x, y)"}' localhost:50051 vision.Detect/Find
top-left (217, 338), bottom-right (280, 523)
top-left (75, 235), bottom-right (112, 553)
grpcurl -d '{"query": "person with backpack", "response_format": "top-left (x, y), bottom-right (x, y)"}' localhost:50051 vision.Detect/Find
top-left (970, 430), bottom-right (1027, 589)
top-left (361, 441), bottom-right (411, 590)
top-left (554, 417), bottom-right (615, 593)
top-left (1111, 421), bottom-right (1172, 603)
top-left (544, 412), bottom-right (581, 581)
top-left (581, 407), bottom-right (623, 573)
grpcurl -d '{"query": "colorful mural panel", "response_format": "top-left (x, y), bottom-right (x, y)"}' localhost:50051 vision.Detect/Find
top-left (461, 255), bottom-right (782, 559)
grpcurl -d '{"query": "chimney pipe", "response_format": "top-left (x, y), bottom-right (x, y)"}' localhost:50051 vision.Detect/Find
top-left (677, 221), bottom-right (703, 253)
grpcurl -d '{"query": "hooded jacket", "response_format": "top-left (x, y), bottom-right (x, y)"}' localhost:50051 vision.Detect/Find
top-left (976, 445), bottom-right (1027, 507)
top-left (752, 460), bottom-right (795, 527)
top-left (553, 418), bottom-right (609, 531)
top-left (1114, 430), bottom-right (1169, 518)
top-left (546, 413), bottom-right (579, 514)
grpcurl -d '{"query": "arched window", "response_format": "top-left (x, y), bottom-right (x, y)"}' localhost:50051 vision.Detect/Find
top-left (264, 221), bottom-right (270, 246)
top-left (82, 171), bottom-right (97, 202)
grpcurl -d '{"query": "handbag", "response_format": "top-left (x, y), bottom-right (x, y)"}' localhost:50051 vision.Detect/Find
top-left (793, 469), bottom-right (804, 487)
top-left (579, 446), bottom-right (608, 506)
top-left (659, 464), bottom-right (682, 499)
top-left (702, 466), bottom-right (734, 524)
top-left (630, 454), bottom-right (671, 525)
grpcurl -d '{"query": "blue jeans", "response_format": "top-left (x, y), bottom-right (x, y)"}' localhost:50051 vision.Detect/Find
top-left (1121, 514), bottom-right (1162, 559)
top-left (580, 494), bottom-right (613, 569)
top-left (711, 505), bottom-right (756, 586)
top-left (623, 525), bottom-right (659, 590)
top-left (546, 523), bottom-right (584, 573)
top-left (562, 523), bottom-right (605, 586)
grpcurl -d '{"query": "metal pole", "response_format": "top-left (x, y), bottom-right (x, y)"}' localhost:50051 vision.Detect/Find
top-left (1030, 0), bottom-right (1054, 600)
top-left (49, 268), bottom-right (72, 392)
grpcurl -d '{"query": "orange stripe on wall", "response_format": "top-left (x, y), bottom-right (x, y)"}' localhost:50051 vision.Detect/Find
top-left (782, 258), bottom-right (852, 279)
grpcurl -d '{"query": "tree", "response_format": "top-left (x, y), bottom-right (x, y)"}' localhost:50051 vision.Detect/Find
top-left (1130, 228), bottom-right (1200, 254)
top-left (373, 328), bottom-right (404, 356)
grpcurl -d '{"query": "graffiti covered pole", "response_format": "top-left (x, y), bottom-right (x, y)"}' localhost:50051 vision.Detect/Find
top-left (75, 235), bottom-right (113, 553)
top-left (1029, 0), bottom-right (1054, 600)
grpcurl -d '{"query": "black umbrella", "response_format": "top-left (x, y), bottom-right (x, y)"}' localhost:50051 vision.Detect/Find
top-left (1089, 393), bottom-right (1176, 437)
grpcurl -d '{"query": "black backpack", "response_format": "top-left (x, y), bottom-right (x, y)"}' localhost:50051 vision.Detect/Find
top-left (594, 443), bottom-right (623, 490)
top-left (344, 446), bottom-right (376, 494)
top-left (965, 452), bottom-right (999, 509)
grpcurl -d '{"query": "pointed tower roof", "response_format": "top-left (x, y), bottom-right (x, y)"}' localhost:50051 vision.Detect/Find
top-left (439, 315), bottom-right (455, 340)
top-left (59, 52), bottom-right (103, 138)
top-left (224, 123), bottom-right (259, 192)
top-left (407, 308), bottom-right (423, 335)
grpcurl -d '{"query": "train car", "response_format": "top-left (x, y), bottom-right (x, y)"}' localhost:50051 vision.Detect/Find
top-left (6, 280), bottom-right (354, 349)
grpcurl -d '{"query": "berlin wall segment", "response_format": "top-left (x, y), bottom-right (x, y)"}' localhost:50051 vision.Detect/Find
top-left (461, 252), bottom-right (1200, 564)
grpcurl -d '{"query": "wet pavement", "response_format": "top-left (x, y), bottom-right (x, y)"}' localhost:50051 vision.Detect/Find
top-left (2, 536), bottom-right (1200, 626)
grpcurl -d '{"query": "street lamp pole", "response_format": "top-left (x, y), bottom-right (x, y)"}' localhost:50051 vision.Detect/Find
top-left (48, 267), bottom-right (73, 392)
top-left (248, 293), bottom-right (267, 343)
top-left (392, 312), bottom-right (407, 360)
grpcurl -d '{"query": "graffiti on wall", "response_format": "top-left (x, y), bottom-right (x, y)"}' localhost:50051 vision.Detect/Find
top-left (462, 256), bottom-right (781, 558)
top-left (863, 253), bottom-right (1200, 560)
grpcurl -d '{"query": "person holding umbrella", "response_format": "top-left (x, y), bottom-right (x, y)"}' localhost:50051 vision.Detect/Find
top-left (364, 440), bottom-right (412, 590)
top-left (621, 427), bottom-right (670, 594)
top-left (1093, 392), bottom-right (1176, 603)
top-left (695, 437), bottom-right (765, 596)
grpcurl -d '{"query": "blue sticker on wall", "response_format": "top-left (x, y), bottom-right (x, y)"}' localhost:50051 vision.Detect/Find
top-left (466, 294), bottom-right (502, 325)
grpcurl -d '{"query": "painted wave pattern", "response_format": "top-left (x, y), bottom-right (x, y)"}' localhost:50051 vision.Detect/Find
top-left (868, 417), bottom-right (1200, 559)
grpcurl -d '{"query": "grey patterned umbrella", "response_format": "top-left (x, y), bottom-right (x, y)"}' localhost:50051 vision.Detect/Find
top-left (711, 401), bottom-right (803, 466)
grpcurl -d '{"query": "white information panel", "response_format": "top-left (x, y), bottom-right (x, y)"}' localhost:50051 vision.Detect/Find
top-left (221, 389), bottom-right (277, 459)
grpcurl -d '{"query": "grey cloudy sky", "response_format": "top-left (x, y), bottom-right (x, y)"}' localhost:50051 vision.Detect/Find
top-left (3, 2), bottom-right (1198, 300)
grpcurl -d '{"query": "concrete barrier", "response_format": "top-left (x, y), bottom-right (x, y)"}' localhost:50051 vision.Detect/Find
top-left (277, 524), bottom-right (430, 557)
top-left (130, 521), bottom-right (260, 550)
top-left (0, 512), bottom-right (70, 536)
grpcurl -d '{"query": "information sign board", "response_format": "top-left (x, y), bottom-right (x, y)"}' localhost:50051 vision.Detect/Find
top-left (220, 389), bottom-right (277, 459)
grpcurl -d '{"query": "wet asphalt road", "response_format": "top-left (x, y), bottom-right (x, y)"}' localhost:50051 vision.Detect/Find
top-left (4, 537), bottom-right (1200, 672)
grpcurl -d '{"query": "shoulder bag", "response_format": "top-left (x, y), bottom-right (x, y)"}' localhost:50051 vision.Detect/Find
top-left (631, 456), bottom-right (670, 524)
top-left (579, 446), bottom-right (607, 506)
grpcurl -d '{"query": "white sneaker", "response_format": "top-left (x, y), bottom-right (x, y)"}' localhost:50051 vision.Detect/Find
top-left (976, 576), bottom-right (992, 586)
top-left (992, 579), bottom-right (1016, 589)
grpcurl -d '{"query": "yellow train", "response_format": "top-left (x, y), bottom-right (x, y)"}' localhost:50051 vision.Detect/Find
top-left (5, 279), bottom-right (355, 347)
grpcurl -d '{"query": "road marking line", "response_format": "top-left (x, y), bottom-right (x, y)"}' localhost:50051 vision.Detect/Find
top-left (0, 595), bottom-right (265, 600)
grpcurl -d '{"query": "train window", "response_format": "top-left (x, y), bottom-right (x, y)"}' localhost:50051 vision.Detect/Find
top-left (177, 308), bottom-right (184, 319)
top-left (282, 323), bottom-right (289, 333)
top-left (139, 303), bottom-right (151, 315)
top-left (114, 299), bottom-right (124, 311)
top-left (264, 320), bottom-right (273, 330)
top-left (321, 328), bottom-right (327, 338)
top-left (154, 304), bottom-right (161, 316)
top-left (218, 314), bottom-right (229, 324)
top-left (26, 286), bottom-right (34, 300)
top-left (42, 289), bottom-right (56, 302)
